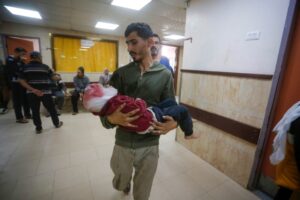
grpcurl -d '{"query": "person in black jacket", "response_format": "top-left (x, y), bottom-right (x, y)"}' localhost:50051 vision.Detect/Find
top-left (0, 59), bottom-right (10, 114)
top-left (5, 47), bottom-right (31, 123)
top-left (19, 51), bottom-right (63, 134)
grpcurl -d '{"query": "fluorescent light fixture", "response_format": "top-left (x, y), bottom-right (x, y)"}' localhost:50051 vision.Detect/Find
top-left (4, 5), bottom-right (42, 19)
top-left (164, 34), bottom-right (185, 40)
top-left (111, 0), bottom-right (152, 10)
top-left (95, 22), bottom-right (119, 30)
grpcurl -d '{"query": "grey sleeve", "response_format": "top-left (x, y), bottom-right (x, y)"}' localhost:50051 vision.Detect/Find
top-left (100, 116), bottom-right (116, 129)
top-left (160, 74), bottom-right (175, 101)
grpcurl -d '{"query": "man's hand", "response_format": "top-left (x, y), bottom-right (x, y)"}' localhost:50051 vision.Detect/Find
top-left (32, 89), bottom-right (43, 97)
top-left (107, 104), bottom-right (140, 127)
top-left (151, 116), bottom-right (177, 135)
top-left (79, 92), bottom-right (83, 101)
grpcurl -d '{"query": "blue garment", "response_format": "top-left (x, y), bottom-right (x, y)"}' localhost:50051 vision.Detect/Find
top-left (151, 99), bottom-right (193, 136)
top-left (160, 56), bottom-right (174, 74)
top-left (73, 75), bottom-right (90, 93)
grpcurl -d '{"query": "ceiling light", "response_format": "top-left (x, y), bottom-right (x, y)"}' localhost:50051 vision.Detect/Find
top-left (164, 34), bottom-right (185, 40)
top-left (4, 5), bottom-right (42, 19)
top-left (111, 0), bottom-right (152, 10)
top-left (95, 22), bottom-right (119, 30)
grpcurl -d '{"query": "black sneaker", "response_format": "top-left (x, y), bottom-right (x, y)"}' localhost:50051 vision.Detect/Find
top-left (55, 121), bottom-right (63, 128)
top-left (16, 118), bottom-right (29, 123)
top-left (36, 127), bottom-right (43, 134)
top-left (123, 183), bottom-right (131, 195)
top-left (0, 108), bottom-right (8, 114)
top-left (72, 112), bottom-right (78, 115)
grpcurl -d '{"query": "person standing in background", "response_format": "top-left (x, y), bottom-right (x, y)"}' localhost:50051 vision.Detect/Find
top-left (151, 33), bottom-right (174, 75)
top-left (71, 66), bottom-right (90, 115)
top-left (5, 47), bottom-right (31, 123)
top-left (19, 51), bottom-right (63, 133)
top-left (0, 59), bottom-right (10, 114)
top-left (52, 73), bottom-right (67, 115)
top-left (99, 68), bottom-right (111, 87)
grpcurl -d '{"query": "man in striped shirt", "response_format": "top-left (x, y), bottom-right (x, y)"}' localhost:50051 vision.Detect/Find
top-left (19, 51), bottom-right (63, 133)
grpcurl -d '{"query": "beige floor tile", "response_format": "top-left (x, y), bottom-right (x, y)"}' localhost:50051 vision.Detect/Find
top-left (70, 149), bottom-right (98, 166)
top-left (0, 159), bottom-right (40, 184)
top-left (209, 180), bottom-right (260, 200)
top-left (11, 172), bottom-right (54, 200)
top-left (37, 153), bottom-right (70, 175)
top-left (53, 182), bottom-right (94, 200)
top-left (160, 173), bottom-right (207, 200)
top-left (95, 143), bottom-right (114, 160)
top-left (54, 165), bottom-right (89, 191)
top-left (149, 181), bottom-right (173, 200)
top-left (0, 180), bottom-right (17, 200)
top-left (185, 164), bottom-right (227, 191)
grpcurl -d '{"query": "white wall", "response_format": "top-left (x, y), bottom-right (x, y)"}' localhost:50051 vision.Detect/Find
top-left (0, 22), bottom-right (130, 82)
top-left (183, 0), bottom-right (290, 74)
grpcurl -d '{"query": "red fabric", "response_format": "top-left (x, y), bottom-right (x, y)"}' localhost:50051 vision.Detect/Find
top-left (99, 95), bottom-right (153, 132)
top-left (83, 84), bottom-right (104, 109)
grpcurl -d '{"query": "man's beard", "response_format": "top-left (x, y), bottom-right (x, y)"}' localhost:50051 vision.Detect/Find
top-left (130, 51), bottom-right (142, 62)
top-left (151, 46), bottom-right (159, 57)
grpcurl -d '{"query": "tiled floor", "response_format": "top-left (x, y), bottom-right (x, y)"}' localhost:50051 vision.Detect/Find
top-left (0, 111), bottom-right (261, 200)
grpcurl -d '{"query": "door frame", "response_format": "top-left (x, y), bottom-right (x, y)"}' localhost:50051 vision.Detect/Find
top-left (248, 0), bottom-right (299, 190)
top-left (1, 34), bottom-right (41, 58)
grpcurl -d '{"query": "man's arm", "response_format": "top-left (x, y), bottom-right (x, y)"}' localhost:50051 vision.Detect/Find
top-left (19, 79), bottom-right (43, 96)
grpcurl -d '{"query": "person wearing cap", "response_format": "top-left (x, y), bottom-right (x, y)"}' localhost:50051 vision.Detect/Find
top-left (71, 66), bottom-right (90, 115)
top-left (4, 47), bottom-right (31, 123)
top-left (19, 51), bottom-right (63, 133)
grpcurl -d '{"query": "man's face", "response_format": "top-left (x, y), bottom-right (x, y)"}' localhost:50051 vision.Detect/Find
top-left (15, 51), bottom-right (26, 59)
top-left (104, 69), bottom-right (109, 75)
top-left (77, 70), bottom-right (83, 77)
top-left (126, 31), bottom-right (150, 62)
top-left (53, 74), bottom-right (61, 81)
top-left (151, 36), bottom-right (160, 57)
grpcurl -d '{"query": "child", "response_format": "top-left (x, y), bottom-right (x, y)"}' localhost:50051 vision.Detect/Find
top-left (83, 83), bottom-right (198, 139)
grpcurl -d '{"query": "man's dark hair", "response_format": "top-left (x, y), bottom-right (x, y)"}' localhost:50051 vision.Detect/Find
top-left (78, 66), bottom-right (84, 74)
top-left (125, 23), bottom-right (153, 40)
top-left (152, 33), bottom-right (161, 42)
top-left (30, 51), bottom-right (41, 59)
top-left (14, 47), bottom-right (27, 53)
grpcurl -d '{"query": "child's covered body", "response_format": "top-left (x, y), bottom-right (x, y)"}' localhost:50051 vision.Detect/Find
top-left (83, 83), bottom-right (197, 139)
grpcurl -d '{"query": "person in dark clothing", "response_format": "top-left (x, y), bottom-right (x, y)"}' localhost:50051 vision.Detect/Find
top-left (19, 51), bottom-right (63, 134)
top-left (5, 47), bottom-right (31, 123)
top-left (52, 73), bottom-right (66, 114)
top-left (0, 59), bottom-right (10, 114)
top-left (71, 66), bottom-right (89, 115)
top-left (274, 116), bottom-right (300, 200)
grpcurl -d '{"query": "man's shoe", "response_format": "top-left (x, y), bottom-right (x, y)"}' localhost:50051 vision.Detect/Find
top-left (72, 112), bottom-right (78, 115)
top-left (0, 108), bottom-right (8, 114)
top-left (16, 118), bottom-right (28, 123)
top-left (123, 183), bottom-right (131, 195)
top-left (2, 108), bottom-right (8, 114)
top-left (55, 121), bottom-right (63, 128)
top-left (36, 128), bottom-right (43, 134)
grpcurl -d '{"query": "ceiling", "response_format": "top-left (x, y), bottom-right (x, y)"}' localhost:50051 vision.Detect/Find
top-left (0, 0), bottom-right (187, 45)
